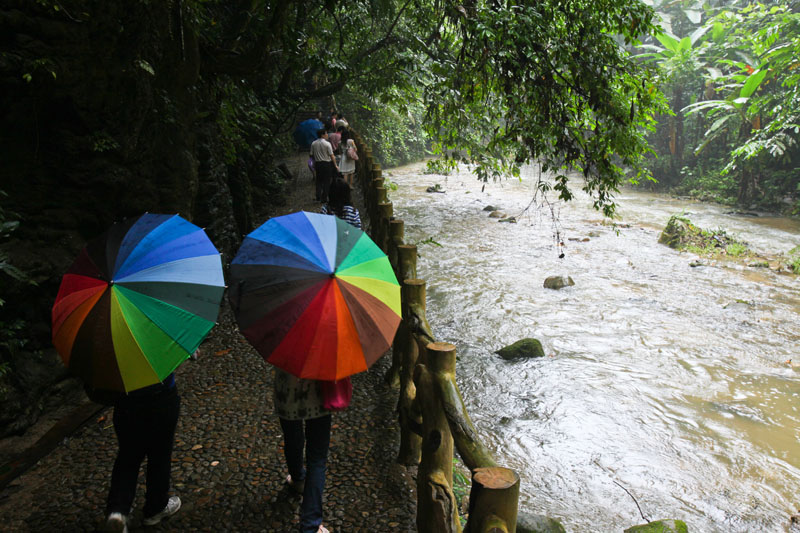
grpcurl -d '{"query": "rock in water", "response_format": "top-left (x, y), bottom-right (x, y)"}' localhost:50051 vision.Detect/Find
top-left (496, 338), bottom-right (545, 360)
top-left (624, 519), bottom-right (689, 533)
top-left (516, 511), bottom-right (566, 533)
top-left (543, 275), bottom-right (574, 289)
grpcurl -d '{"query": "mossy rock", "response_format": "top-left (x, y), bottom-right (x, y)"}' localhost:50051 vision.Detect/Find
top-left (658, 215), bottom-right (696, 249)
top-left (517, 511), bottom-right (566, 533)
top-left (624, 519), bottom-right (688, 533)
top-left (543, 275), bottom-right (575, 289)
top-left (496, 338), bottom-right (545, 360)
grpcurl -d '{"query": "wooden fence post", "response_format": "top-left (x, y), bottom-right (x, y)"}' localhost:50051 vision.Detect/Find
top-left (388, 219), bottom-right (404, 270)
top-left (397, 279), bottom-right (425, 466)
top-left (383, 220), bottom-right (406, 388)
top-left (397, 244), bottom-right (417, 282)
top-left (416, 342), bottom-right (461, 533)
top-left (464, 467), bottom-right (519, 533)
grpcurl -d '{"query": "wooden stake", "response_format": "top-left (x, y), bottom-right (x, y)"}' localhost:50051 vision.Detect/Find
top-left (465, 467), bottom-right (519, 533)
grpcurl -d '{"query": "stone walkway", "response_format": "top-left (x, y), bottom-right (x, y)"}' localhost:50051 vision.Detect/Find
top-left (0, 156), bottom-right (418, 532)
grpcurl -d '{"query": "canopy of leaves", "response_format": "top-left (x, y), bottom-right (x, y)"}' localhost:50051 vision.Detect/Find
top-left (185, 0), bottom-right (666, 216)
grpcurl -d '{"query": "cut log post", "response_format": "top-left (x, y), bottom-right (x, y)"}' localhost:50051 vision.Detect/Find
top-left (376, 202), bottom-right (393, 252)
top-left (397, 279), bottom-right (426, 465)
top-left (397, 244), bottom-right (418, 281)
top-left (465, 467), bottom-right (520, 533)
top-left (436, 375), bottom-right (498, 471)
top-left (416, 344), bottom-right (461, 533)
top-left (388, 219), bottom-right (405, 271)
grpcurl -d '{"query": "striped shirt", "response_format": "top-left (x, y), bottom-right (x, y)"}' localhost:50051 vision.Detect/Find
top-left (321, 204), bottom-right (362, 229)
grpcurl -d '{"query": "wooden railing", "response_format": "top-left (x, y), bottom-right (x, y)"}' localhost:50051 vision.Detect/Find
top-left (350, 132), bottom-right (520, 533)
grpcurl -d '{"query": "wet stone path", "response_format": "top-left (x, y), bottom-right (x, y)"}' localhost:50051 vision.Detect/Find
top-left (0, 158), bottom-right (418, 532)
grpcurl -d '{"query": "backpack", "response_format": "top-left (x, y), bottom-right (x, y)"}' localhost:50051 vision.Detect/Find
top-left (347, 146), bottom-right (358, 161)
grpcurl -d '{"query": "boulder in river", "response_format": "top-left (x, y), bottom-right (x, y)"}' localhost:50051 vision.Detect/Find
top-left (496, 338), bottom-right (545, 360)
top-left (516, 511), bottom-right (566, 533)
top-left (488, 210), bottom-right (505, 218)
top-left (498, 216), bottom-right (517, 223)
top-left (483, 205), bottom-right (498, 211)
top-left (543, 275), bottom-right (574, 289)
top-left (623, 519), bottom-right (688, 533)
top-left (426, 184), bottom-right (445, 193)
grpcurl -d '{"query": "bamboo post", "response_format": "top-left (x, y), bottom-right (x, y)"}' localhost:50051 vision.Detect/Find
top-left (416, 342), bottom-right (461, 533)
top-left (464, 467), bottom-right (520, 533)
top-left (397, 244), bottom-right (418, 281)
top-left (397, 279), bottom-right (425, 466)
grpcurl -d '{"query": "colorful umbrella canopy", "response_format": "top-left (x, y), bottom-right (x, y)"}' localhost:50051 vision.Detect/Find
top-left (52, 213), bottom-right (225, 393)
top-left (229, 211), bottom-right (401, 381)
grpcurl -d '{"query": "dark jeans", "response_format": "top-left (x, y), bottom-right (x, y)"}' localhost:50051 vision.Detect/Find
top-left (279, 415), bottom-right (332, 533)
top-left (106, 387), bottom-right (180, 517)
top-left (314, 161), bottom-right (334, 202)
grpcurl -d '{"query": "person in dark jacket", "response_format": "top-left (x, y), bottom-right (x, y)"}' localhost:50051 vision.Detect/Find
top-left (104, 373), bottom-right (182, 532)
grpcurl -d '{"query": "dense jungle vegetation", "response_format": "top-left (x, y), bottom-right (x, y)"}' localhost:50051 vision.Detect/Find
top-left (640, 0), bottom-right (800, 214)
top-left (0, 0), bottom-right (797, 435)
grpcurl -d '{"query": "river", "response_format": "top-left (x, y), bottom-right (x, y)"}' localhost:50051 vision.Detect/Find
top-left (384, 161), bottom-right (800, 532)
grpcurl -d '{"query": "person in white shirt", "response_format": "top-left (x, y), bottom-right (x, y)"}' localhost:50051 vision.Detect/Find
top-left (309, 130), bottom-right (338, 202)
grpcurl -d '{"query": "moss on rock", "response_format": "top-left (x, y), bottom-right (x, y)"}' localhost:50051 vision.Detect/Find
top-left (496, 338), bottom-right (545, 360)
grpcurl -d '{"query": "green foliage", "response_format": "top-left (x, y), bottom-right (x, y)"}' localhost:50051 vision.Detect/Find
top-left (788, 245), bottom-right (800, 274)
top-left (641, 1), bottom-right (800, 210)
top-left (416, 236), bottom-right (442, 248)
top-left (424, 158), bottom-right (456, 176)
top-left (452, 456), bottom-right (470, 525)
top-left (660, 213), bottom-right (753, 259)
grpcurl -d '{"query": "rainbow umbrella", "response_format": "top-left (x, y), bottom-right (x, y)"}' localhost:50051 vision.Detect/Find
top-left (51, 213), bottom-right (225, 393)
top-left (229, 211), bottom-right (401, 381)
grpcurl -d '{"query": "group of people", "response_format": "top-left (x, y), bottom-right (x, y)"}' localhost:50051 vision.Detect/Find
top-left (102, 146), bottom-right (364, 533)
top-left (310, 111), bottom-right (359, 203)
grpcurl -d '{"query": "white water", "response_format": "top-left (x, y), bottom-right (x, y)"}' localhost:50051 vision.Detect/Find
top-left (385, 161), bottom-right (800, 532)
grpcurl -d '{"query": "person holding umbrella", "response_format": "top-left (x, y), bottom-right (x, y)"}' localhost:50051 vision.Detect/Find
top-left (229, 211), bottom-right (401, 533)
top-left (105, 373), bottom-right (182, 532)
top-left (273, 369), bottom-right (333, 533)
top-left (51, 213), bottom-right (225, 532)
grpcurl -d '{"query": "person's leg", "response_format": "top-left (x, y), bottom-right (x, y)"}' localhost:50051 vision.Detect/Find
top-left (298, 415), bottom-right (331, 533)
top-left (315, 170), bottom-right (325, 201)
top-left (106, 404), bottom-right (147, 515)
top-left (319, 163), bottom-right (332, 203)
top-left (279, 417), bottom-right (306, 483)
top-left (142, 390), bottom-right (181, 518)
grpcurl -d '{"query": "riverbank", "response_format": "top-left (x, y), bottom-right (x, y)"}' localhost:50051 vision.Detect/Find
top-left (0, 155), bottom-right (418, 532)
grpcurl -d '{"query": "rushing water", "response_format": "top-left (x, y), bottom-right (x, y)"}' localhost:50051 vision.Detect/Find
top-left (385, 161), bottom-right (800, 532)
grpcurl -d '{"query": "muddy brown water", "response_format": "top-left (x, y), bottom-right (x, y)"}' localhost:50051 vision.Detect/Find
top-left (387, 161), bottom-right (800, 532)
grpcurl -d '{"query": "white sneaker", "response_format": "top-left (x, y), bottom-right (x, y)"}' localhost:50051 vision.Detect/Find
top-left (142, 496), bottom-right (181, 526)
top-left (106, 512), bottom-right (128, 533)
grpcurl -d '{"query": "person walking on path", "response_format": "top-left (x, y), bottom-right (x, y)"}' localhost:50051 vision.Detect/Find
top-left (338, 139), bottom-right (358, 190)
top-left (274, 369), bottom-right (333, 533)
top-left (104, 373), bottom-right (182, 532)
top-left (310, 129), bottom-right (338, 203)
top-left (322, 178), bottom-right (362, 229)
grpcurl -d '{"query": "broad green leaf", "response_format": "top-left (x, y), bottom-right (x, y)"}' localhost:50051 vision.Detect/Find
top-left (655, 32), bottom-right (680, 53)
top-left (740, 70), bottom-right (767, 98)
top-left (677, 36), bottom-right (691, 53)
top-left (706, 114), bottom-right (734, 135)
